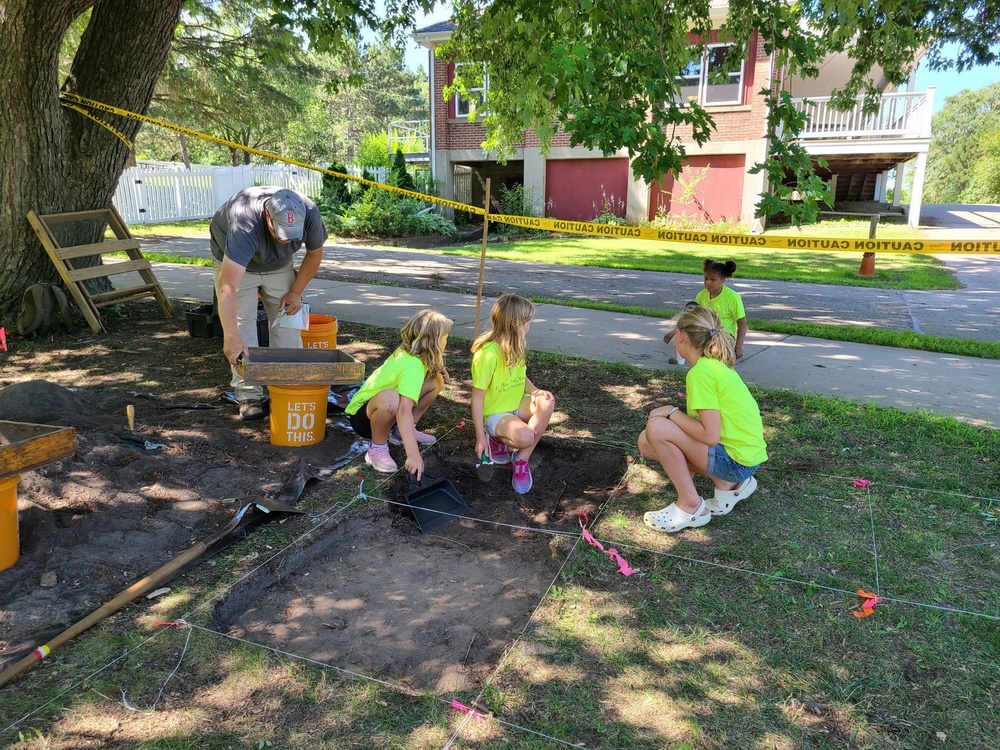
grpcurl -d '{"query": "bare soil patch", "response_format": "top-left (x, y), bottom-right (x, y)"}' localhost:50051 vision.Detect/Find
top-left (215, 443), bottom-right (625, 693)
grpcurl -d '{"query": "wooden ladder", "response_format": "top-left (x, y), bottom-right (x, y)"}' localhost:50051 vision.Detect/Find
top-left (26, 206), bottom-right (174, 334)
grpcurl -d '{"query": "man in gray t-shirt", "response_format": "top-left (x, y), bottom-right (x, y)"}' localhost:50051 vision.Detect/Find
top-left (211, 186), bottom-right (329, 420)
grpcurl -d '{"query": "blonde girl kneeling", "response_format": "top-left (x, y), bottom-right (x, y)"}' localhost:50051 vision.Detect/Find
top-left (471, 294), bottom-right (555, 494)
top-left (345, 309), bottom-right (451, 480)
top-left (638, 305), bottom-right (767, 533)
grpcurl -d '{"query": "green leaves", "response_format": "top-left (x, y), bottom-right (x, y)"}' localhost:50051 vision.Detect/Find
top-left (925, 82), bottom-right (1000, 203)
top-left (441, 0), bottom-right (998, 222)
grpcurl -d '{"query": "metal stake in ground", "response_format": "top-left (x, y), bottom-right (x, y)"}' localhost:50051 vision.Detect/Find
top-left (473, 177), bottom-right (491, 337)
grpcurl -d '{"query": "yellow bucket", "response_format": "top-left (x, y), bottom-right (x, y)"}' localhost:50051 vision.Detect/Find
top-left (0, 475), bottom-right (20, 572)
top-left (267, 385), bottom-right (329, 446)
top-left (301, 314), bottom-right (338, 349)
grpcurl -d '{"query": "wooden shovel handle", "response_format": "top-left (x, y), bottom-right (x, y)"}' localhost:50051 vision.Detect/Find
top-left (0, 538), bottom-right (211, 688)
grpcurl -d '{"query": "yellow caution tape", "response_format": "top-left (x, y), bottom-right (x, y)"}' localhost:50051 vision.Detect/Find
top-left (60, 92), bottom-right (999, 254)
top-left (59, 92), bottom-right (484, 215)
top-left (489, 214), bottom-right (1000, 254)
top-left (63, 103), bottom-right (133, 149)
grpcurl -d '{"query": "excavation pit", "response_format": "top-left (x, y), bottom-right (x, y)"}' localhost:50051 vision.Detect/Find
top-left (213, 441), bottom-right (626, 692)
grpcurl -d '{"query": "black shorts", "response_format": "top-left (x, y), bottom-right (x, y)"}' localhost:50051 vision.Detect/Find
top-left (349, 404), bottom-right (373, 440)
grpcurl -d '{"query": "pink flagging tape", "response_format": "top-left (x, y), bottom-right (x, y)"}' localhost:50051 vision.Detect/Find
top-left (582, 527), bottom-right (636, 576)
top-left (853, 479), bottom-right (870, 488)
top-left (450, 699), bottom-right (486, 721)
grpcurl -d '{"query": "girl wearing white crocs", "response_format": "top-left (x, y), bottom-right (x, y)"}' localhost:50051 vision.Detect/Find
top-left (638, 305), bottom-right (766, 533)
top-left (346, 309), bottom-right (451, 480)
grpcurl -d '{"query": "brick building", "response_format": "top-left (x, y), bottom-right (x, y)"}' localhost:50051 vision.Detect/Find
top-left (412, 9), bottom-right (933, 228)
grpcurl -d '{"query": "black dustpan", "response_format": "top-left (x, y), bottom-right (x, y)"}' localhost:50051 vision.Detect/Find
top-left (404, 475), bottom-right (468, 533)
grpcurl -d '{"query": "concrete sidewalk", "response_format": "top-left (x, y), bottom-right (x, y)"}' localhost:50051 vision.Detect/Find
top-left (151, 262), bottom-right (1000, 429)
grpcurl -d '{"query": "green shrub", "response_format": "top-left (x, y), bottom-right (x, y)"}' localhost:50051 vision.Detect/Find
top-left (647, 205), bottom-right (750, 234)
top-left (340, 189), bottom-right (456, 238)
top-left (590, 189), bottom-right (628, 225)
top-left (493, 183), bottom-right (547, 236)
top-left (356, 133), bottom-right (391, 168)
top-left (320, 162), bottom-right (353, 211)
top-left (389, 149), bottom-right (417, 192)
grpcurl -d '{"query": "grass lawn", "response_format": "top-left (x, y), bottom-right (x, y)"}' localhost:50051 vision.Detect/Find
top-left (124, 219), bottom-right (212, 238)
top-left (2, 322), bottom-right (997, 749)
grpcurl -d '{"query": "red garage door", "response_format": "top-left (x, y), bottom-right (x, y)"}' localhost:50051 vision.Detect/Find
top-left (545, 158), bottom-right (630, 221)
top-left (649, 155), bottom-right (746, 223)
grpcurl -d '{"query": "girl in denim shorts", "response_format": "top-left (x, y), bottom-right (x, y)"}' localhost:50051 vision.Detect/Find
top-left (638, 305), bottom-right (767, 533)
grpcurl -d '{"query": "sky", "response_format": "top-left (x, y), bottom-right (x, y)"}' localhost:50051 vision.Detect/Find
top-left (400, 7), bottom-right (1000, 113)
top-left (402, 5), bottom-right (451, 72)
top-left (913, 46), bottom-right (1000, 112)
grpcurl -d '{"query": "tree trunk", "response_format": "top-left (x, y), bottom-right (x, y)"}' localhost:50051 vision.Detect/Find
top-left (0, 0), bottom-right (183, 325)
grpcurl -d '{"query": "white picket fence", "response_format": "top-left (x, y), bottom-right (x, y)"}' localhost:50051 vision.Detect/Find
top-left (112, 161), bottom-right (390, 225)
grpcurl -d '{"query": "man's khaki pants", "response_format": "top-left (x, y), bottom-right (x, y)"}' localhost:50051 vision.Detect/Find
top-left (213, 261), bottom-right (302, 401)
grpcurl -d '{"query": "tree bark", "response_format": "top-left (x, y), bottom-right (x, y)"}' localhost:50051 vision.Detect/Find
top-left (0, 0), bottom-right (183, 325)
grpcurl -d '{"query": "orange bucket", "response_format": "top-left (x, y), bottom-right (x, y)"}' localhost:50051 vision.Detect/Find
top-left (301, 314), bottom-right (338, 349)
top-left (0, 475), bottom-right (20, 572)
top-left (267, 384), bottom-right (329, 446)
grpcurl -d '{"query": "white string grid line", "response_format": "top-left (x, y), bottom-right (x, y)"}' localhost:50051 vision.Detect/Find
top-left (188, 625), bottom-right (589, 748)
top-left (442, 463), bottom-right (633, 749)
top-left (121, 623), bottom-right (192, 713)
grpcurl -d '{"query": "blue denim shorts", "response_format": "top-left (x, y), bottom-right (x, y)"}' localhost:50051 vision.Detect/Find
top-left (706, 443), bottom-right (759, 483)
top-left (485, 409), bottom-right (519, 436)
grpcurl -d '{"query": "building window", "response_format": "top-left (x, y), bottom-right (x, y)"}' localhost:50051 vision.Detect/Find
top-left (454, 63), bottom-right (488, 117)
top-left (678, 44), bottom-right (744, 106)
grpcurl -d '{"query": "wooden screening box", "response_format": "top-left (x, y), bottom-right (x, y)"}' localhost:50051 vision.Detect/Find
top-left (0, 421), bottom-right (78, 482)
top-left (237, 347), bottom-right (364, 386)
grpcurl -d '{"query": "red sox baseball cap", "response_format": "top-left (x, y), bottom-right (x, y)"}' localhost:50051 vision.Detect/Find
top-left (265, 189), bottom-right (306, 241)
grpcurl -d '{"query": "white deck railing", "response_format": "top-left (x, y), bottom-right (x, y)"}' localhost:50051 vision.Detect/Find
top-left (792, 89), bottom-right (934, 141)
top-left (388, 120), bottom-right (430, 154)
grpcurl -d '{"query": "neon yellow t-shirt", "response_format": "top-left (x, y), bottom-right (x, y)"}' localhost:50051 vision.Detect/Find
top-left (695, 285), bottom-right (745, 337)
top-left (345, 350), bottom-right (425, 415)
top-left (686, 356), bottom-right (767, 467)
top-left (471, 341), bottom-right (527, 417)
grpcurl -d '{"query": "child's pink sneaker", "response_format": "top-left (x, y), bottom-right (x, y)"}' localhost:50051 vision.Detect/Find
top-left (488, 435), bottom-right (511, 465)
top-left (512, 458), bottom-right (533, 494)
top-left (364, 443), bottom-right (398, 473)
top-left (388, 425), bottom-right (437, 446)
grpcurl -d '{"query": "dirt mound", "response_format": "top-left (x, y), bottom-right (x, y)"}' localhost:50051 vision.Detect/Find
top-left (0, 380), bottom-right (100, 428)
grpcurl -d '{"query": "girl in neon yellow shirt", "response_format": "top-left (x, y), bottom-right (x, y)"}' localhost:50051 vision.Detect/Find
top-left (471, 294), bottom-right (555, 494)
top-left (695, 258), bottom-right (747, 360)
top-left (346, 309), bottom-right (451, 479)
top-left (639, 305), bottom-right (767, 533)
